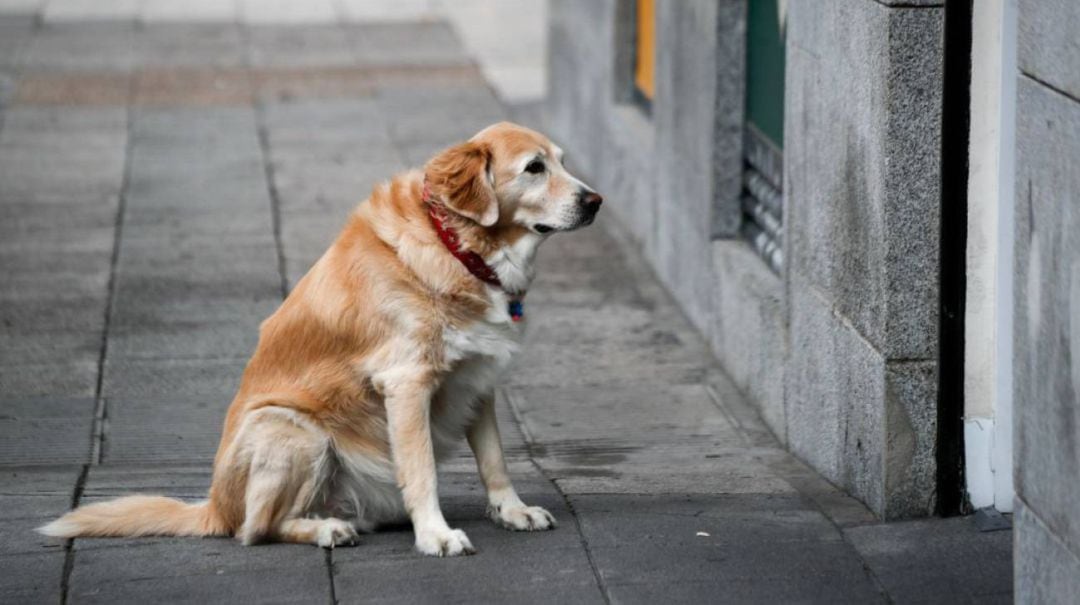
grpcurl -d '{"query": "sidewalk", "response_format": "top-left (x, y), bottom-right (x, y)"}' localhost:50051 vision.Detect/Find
top-left (0, 9), bottom-right (1011, 605)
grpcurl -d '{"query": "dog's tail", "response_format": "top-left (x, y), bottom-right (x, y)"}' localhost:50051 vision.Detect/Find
top-left (37, 496), bottom-right (228, 539)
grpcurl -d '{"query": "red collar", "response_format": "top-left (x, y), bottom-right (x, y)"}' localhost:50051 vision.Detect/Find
top-left (423, 180), bottom-right (524, 321)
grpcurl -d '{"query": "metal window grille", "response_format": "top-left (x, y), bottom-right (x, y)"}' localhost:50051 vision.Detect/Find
top-left (741, 125), bottom-right (783, 274)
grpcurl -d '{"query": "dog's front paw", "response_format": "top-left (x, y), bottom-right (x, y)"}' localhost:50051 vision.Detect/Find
top-left (490, 504), bottom-right (557, 531)
top-left (415, 527), bottom-right (475, 557)
top-left (316, 518), bottom-right (360, 549)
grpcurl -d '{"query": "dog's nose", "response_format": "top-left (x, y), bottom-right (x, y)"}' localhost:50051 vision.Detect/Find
top-left (579, 191), bottom-right (603, 214)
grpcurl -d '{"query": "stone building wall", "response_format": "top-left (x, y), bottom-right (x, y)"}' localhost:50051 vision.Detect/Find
top-left (1013, 0), bottom-right (1080, 599)
top-left (547, 0), bottom-right (944, 519)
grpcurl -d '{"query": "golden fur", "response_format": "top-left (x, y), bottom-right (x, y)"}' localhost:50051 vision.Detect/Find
top-left (40, 122), bottom-right (601, 556)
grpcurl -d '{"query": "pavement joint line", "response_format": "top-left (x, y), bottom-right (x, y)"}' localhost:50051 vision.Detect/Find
top-left (704, 383), bottom-right (753, 447)
top-left (243, 21), bottom-right (290, 301)
top-left (323, 548), bottom-right (337, 605)
top-left (501, 388), bottom-right (612, 605)
top-left (59, 464), bottom-right (90, 605)
top-left (792, 472), bottom-right (896, 604)
top-left (254, 110), bottom-right (290, 300)
top-left (90, 75), bottom-right (137, 467)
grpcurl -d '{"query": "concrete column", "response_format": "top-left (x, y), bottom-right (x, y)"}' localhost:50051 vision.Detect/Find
top-left (784, 0), bottom-right (944, 519)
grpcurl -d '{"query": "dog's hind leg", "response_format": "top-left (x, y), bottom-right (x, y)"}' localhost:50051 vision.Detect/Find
top-left (232, 406), bottom-right (358, 547)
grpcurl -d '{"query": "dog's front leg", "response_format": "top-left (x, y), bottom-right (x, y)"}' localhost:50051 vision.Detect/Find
top-left (385, 378), bottom-right (474, 557)
top-left (467, 392), bottom-right (556, 531)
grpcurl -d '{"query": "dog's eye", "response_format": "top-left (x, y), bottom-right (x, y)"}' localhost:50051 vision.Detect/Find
top-left (524, 160), bottom-right (545, 174)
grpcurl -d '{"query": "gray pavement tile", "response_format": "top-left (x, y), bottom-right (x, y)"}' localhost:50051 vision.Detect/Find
top-left (519, 303), bottom-right (703, 349)
top-left (0, 244), bottom-right (112, 277)
top-left (106, 323), bottom-right (260, 363)
top-left (68, 539), bottom-right (330, 605)
top-left (0, 360), bottom-right (98, 398)
top-left (81, 464), bottom-right (211, 502)
top-left (346, 22), bottom-right (471, 67)
top-left (133, 24), bottom-right (246, 68)
top-left (261, 98), bottom-right (390, 143)
top-left (102, 397), bottom-right (229, 464)
top-left (0, 551), bottom-right (65, 603)
top-left (0, 270), bottom-right (110, 302)
top-left (511, 384), bottom-right (741, 445)
top-left (0, 201), bottom-right (117, 235)
top-left (109, 297), bottom-right (278, 330)
top-left (844, 516), bottom-right (1013, 604)
top-left (0, 398), bottom-right (95, 466)
top-left (247, 25), bottom-right (356, 68)
top-left (19, 22), bottom-right (135, 72)
top-left (102, 358), bottom-right (246, 400)
top-left (0, 517), bottom-right (69, 556)
top-left (1, 297), bottom-right (106, 336)
top-left (111, 273), bottom-right (282, 306)
top-left (377, 86), bottom-right (504, 146)
top-left (130, 106), bottom-right (261, 148)
top-left (0, 331), bottom-right (102, 365)
top-left (605, 576), bottom-right (885, 605)
top-left (334, 497), bottom-right (601, 604)
top-left (0, 466), bottom-right (82, 520)
top-left (0, 16), bottom-right (34, 70)
top-left (570, 494), bottom-right (881, 597)
top-left (507, 341), bottom-right (709, 389)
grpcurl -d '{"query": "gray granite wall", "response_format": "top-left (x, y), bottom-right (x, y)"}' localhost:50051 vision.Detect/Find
top-left (784, 0), bottom-right (943, 519)
top-left (547, 0), bottom-right (943, 519)
top-left (1014, 0), bottom-right (1080, 600)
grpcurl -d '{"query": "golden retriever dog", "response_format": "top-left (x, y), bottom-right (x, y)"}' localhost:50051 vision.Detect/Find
top-left (40, 122), bottom-right (602, 556)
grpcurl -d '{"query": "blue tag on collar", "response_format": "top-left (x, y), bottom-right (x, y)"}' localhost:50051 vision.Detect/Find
top-left (508, 299), bottom-right (524, 322)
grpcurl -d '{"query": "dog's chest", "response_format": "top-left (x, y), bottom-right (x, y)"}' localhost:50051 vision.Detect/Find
top-left (430, 316), bottom-right (521, 449)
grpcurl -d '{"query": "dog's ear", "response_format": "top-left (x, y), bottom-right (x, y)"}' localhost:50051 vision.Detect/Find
top-left (424, 141), bottom-right (498, 227)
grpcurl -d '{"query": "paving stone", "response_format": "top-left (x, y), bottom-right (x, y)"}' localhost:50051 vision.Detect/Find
top-left (0, 551), bottom-right (65, 603)
top-left (845, 515), bottom-right (1013, 604)
top-left (68, 538), bottom-right (330, 604)
top-left (102, 397), bottom-right (230, 464)
top-left (334, 494), bottom-right (601, 604)
top-left (0, 360), bottom-right (98, 398)
top-left (102, 358), bottom-right (247, 400)
top-left (0, 466), bottom-right (82, 520)
top-left (261, 98), bottom-right (388, 141)
top-left (377, 85), bottom-right (504, 146)
top-left (604, 576), bottom-right (884, 605)
top-left (346, 22), bottom-right (471, 67)
top-left (0, 331), bottom-right (102, 365)
top-left (238, 0), bottom-right (336, 25)
top-left (81, 464), bottom-right (212, 502)
top-left (141, 0), bottom-right (237, 22)
top-left (133, 24), bottom-right (246, 68)
top-left (11, 70), bottom-right (130, 107)
top-left (507, 340), bottom-right (708, 389)
top-left (19, 22), bottom-right (135, 72)
top-left (0, 398), bottom-right (95, 466)
top-left (247, 25), bottom-right (355, 68)
top-left (571, 494), bottom-right (880, 596)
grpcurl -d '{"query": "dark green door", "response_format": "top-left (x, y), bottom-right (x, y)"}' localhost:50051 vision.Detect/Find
top-left (741, 0), bottom-right (786, 273)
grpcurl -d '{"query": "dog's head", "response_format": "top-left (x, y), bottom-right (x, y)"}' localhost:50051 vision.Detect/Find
top-left (424, 122), bottom-right (602, 234)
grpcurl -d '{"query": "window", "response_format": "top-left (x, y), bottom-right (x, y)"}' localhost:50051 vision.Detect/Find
top-left (742, 0), bottom-right (786, 273)
top-left (633, 0), bottom-right (655, 107)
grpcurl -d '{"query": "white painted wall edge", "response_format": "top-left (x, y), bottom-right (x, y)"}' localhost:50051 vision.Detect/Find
top-left (965, 417), bottom-right (996, 509)
top-left (964, 0), bottom-right (1016, 513)
top-left (992, 0), bottom-right (1018, 514)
